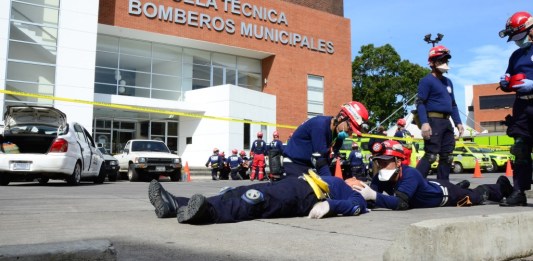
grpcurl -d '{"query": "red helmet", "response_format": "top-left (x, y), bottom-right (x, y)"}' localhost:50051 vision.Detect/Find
top-left (273, 130), bottom-right (279, 139)
top-left (257, 131), bottom-right (263, 138)
top-left (213, 148), bottom-right (219, 153)
top-left (397, 118), bottom-right (406, 127)
top-left (239, 150), bottom-right (246, 156)
top-left (371, 140), bottom-right (405, 160)
top-left (339, 101), bottom-right (369, 136)
top-left (219, 151), bottom-right (225, 157)
top-left (428, 45), bottom-right (451, 62)
top-left (232, 149), bottom-right (238, 154)
top-left (500, 11), bottom-right (533, 42)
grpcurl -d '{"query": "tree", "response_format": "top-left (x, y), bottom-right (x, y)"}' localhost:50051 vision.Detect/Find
top-left (352, 44), bottom-right (430, 131)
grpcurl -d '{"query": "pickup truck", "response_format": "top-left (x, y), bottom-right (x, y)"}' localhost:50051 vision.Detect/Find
top-left (115, 139), bottom-right (182, 182)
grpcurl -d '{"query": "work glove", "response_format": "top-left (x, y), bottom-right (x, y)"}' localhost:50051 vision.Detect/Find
top-left (353, 182), bottom-right (377, 201)
top-left (308, 201), bottom-right (330, 219)
top-left (421, 123), bottom-right (432, 140)
top-left (514, 79), bottom-right (533, 94)
top-left (205, 163), bottom-right (209, 167)
top-left (499, 74), bottom-right (510, 92)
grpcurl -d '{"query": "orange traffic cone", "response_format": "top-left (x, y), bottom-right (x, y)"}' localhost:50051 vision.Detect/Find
top-left (505, 159), bottom-right (513, 177)
top-left (472, 159), bottom-right (483, 178)
top-left (335, 158), bottom-right (343, 179)
top-left (184, 161), bottom-right (191, 182)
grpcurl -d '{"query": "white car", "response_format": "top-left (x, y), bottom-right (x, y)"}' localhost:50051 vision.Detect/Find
top-left (0, 106), bottom-right (106, 186)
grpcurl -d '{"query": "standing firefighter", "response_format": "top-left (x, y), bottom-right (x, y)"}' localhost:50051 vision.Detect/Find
top-left (250, 131), bottom-right (268, 181)
top-left (268, 130), bottom-right (284, 181)
top-left (497, 11), bottom-right (533, 206)
top-left (347, 142), bottom-right (366, 180)
top-left (415, 45), bottom-right (464, 180)
top-left (205, 148), bottom-right (223, 181)
top-left (226, 149), bottom-right (243, 180)
top-left (394, 118), bottom-right (413, 165)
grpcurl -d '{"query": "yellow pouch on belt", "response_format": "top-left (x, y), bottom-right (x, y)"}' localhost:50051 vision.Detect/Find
top-left (303, 169), bottom-right (330, 200)
top-left (307, 169), bottom-right (330, 194)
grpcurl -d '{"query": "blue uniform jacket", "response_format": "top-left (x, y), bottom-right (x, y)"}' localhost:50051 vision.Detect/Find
top-left (370, 165), bottom-right (443, 210)
top-left (268, 139), bottom-right (284, 154)
top-left (416, 74), bottom-right (461, 126)
top-left (251, 139), bottom-right (267, 155)
top-left (283, 116), bottom-right (338, 176)
top-left (347, 150), bottom-right (364, 167)
top-left (226, 155), bottom-right (242, 169)
top-left (506, 45), bottom-right (533, 94)
top-left (206, 154), bottom-right (223, 168)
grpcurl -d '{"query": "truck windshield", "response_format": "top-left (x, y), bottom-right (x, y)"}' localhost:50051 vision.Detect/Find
top-left (131, 141), bottom-right (170, 153)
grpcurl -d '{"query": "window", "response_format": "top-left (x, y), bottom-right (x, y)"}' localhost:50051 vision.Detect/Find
top-left (480, 121), bottom-right (507, 133)
top-left (307, 75), bottom-right (324, 118)
top-left (243, 122), bottom-right (250, 150)
top-left (94, 36), bottom-right (262, 100)
top-left (479, 95), bottom-right (514, 110)
top-left (5, 0), bottom-right (60, 106)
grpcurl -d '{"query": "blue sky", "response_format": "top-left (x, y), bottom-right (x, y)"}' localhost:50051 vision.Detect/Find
top-left (344, 1), bottom-right (529, 124)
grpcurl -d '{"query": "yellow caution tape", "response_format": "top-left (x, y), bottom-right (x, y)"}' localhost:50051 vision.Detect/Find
top-left (0, 89), bottom-right (297, 129)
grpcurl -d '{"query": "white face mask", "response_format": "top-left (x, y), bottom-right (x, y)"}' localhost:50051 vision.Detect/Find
top-left (436, 63), bottom-right (450, 73)
top-left (378, 167), bottom-right (398, 181)
top-left (515, 36), bottom-right (532, 48)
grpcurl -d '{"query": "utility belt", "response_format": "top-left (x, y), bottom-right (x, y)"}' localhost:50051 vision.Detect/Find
top-left (427, 112), bottom-right (450, 119)
top-left (518, 94), bottom-right (533, 100)
top-left (300, 169), bottom-right (330, 200)
top-left (429, 181), bottom-right (448, 207)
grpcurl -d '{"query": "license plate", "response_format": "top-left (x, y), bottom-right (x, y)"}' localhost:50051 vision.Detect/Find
top-left (156, 166), bottom-right (165, 171)
top-left (13, 162), bottom-right (30, 171)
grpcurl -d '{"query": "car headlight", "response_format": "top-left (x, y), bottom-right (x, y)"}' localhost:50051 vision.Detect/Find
top-left (173, 158), bottom-right (181, 164)
top-left (136, 157), bottom-right (146, 163)
top-left (109, 160), bottom-right (118, 166)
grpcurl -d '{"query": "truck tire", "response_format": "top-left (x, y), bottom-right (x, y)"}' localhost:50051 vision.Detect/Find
top-left (128, 164), bottom-right (139, 182)
top-left (37, 177), bottom-right (49, 184)
top-left (94, 165), bottom-right (106, 184)
top-left (0, 175), bottom-right (10, 186)
top-left (66, 163), bottom-right (82, 185)
top-left (170, 169), bottom-right (181, 181)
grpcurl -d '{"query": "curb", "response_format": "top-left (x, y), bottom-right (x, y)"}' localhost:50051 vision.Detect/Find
top-left (384, 211), bottom-right (533, 261)
top-left (0, 239), bottom-right (116, 261)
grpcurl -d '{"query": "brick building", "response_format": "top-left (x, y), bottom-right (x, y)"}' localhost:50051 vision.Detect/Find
top-left (0, 0), bottom-right (352, 166)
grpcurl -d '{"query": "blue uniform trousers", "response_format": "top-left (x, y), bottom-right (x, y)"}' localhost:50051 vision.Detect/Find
top-left (507, 99), bottom-right (533, 192)
top-left (417, 117), bottom-right (456, 180)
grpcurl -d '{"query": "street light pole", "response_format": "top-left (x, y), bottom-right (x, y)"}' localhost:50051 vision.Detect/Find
top-left (423, 33), bottom-right (444, 46)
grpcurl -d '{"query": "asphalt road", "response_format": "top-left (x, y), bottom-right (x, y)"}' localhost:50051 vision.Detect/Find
top-left (0, 172), bottom-right (532, 260)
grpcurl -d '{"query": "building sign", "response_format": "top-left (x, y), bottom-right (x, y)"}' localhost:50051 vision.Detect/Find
top-left (128, 0), bottom-right (335, 54)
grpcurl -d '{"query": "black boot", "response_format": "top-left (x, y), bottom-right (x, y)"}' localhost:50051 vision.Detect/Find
top-left (177, 194), bottom-right (216, 224)
top-left (496, 175), bottom-right (513, 198)
top-left (456, 180), bottom-right (470, 189)
top-left (148, 180), bottom-right (179, 218)
top-left (499, 190), bottom-right (527, 207)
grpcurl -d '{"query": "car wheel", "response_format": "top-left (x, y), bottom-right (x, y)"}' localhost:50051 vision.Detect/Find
top-left (94, 164), bottom-right (106, 184)
top-left (0, 175), bottom-right (10, 186)
top-left (128, 164), bottom-right (139, 182)
top-left (487, 160), bottom-right (498, 172)
top-left (108, 171), bottom-right (118, 182)
top-left (37, 177), bottom-right (49, 184)
top-left (66, 163), bottom-right (82, 185)
top-left (170, 169), bottom-right (181, 182)
top-left (452, 162), bottom-right (463, 174)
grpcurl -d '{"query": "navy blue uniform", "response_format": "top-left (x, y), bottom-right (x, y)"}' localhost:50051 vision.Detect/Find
top-left (416, 74), bottom-right (462, 180)
top-left (226, 154), bottom-right (243, 180)
top-left (250, 139), bottom-right (267, 180)
top-left (283, 116), bottom-right (341, 178)
top-left (503, 45), bottom-right (533, 193)
top-left (370, 165), bottom-right (504, 210)
top-left (206, 154), bottom-right (223, 180)
top-left (268, 139), bottom-right (284, 178)
top-left (173, 176), bottom-right (367, 223)
top-left (347, 149), bottom-right (365, 179)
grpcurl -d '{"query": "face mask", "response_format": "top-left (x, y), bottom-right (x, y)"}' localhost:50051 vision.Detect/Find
top-left (515, 36), bottom-right (532, 48)
top-left (436, 63), bottom-right (450, 73)
top-left (378, 167), bottom-right (398, 181)
top-left (337, 130), bottom-right (349, 140)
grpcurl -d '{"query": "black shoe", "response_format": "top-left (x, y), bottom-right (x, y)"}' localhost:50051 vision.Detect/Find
top-left (499, 190), bottom-right (528, 207)
top-left (177, 194), bottom-right (214, 224)
top-left (148, 180), bottom-right (179, 218)
top-left (456, 180), bottom-right (470, 189)
top-left (496, 175), bottom-right (513, 198)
